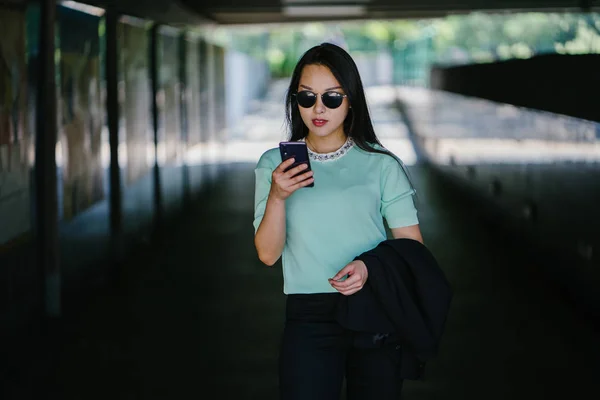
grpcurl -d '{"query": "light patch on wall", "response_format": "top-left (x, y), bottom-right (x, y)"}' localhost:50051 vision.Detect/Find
top-left (282, 6), bottom-right (366, 18)
top-left (60, 1), bottom-right (105, 16)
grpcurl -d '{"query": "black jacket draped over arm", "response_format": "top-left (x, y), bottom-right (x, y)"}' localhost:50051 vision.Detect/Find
top-left (335, 238), bottom-right (453, 379)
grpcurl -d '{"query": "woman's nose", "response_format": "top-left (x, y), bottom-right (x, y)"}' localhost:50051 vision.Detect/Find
top-left (314, 95), bottom-right (326, 113)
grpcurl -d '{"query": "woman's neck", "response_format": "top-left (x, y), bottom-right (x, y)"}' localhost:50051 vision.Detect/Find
top-left (306, 131), bottom-right (347, 154)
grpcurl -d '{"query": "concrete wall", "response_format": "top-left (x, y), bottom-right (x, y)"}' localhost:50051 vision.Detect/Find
top-left (398, 85), bottom-right (600, 319)
top-left (430, 54), bottom-right (600, 123)
top-left (0, 4), bottom-right (269, 338)
top-left (225, 50), bottom-right (270, 131)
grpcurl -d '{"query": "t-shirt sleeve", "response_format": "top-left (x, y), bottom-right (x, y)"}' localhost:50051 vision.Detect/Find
top-left (253, 151), bottom-right (277, 233)
top-left (380, 158), bottom-right (419, 228)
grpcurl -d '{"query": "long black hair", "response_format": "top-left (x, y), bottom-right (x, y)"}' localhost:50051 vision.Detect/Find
top-left (284, 42), bottom-right (417, 196)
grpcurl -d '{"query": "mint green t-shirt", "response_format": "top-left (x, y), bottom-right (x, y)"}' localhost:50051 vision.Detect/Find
top-left (253, 142), bottom-right (419, 294)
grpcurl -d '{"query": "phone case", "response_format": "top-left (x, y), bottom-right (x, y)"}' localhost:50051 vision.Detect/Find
top-left (279, 142), bottom-right (314, 187)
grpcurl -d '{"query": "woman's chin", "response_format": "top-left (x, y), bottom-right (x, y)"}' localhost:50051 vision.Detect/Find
top-left (309, 127), bottom-right (343, 138)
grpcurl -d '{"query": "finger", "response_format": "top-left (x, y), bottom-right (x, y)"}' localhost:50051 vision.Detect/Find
top-left (331, 265), bottom-right (354, 281)
top-left (276, 168), bottom-right (310, 187)
top-left (330, 274), bottom-right (360, 289)
top-left (340, 287), bottom-right (362, 296)
top-left (287, 176), bottom-right (314, 192)
top-left (343, 281), bottom-right (365, 292)
top-left (277, 157), bottom-right (296, 172)
top-left (336, 282), bottom-right (364, 295)
top-left (291, 170), bottom-right (313, 184)
top-left (284, 162), bottom-right (309, 178)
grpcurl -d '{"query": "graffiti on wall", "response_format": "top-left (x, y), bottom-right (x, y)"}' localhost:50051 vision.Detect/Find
top-left (158, 28), bottom-right (181, 165)
top-left (57, 7), bottom-right (105, 220)
top-left (119, 19), bottom-right (153, 185)
top-left (0, 7), bottom-right (31, 245)
top-left (185, 36), bottom-right (202, 147)
top-left (213, 46), bottom-right (226, 140)
top-left (198, 40), bottom-right (211, 144)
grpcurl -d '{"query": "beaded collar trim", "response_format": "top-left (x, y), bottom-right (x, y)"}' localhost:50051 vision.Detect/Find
top-left (303, 137), bottom-right (355, 162)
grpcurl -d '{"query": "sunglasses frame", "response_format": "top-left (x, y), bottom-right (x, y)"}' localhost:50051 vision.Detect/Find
top-left (293, 90), bottom-right (348, 109)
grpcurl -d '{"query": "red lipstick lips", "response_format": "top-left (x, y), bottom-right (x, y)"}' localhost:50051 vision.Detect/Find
top-left (312, 119), bottom-right (328, 127)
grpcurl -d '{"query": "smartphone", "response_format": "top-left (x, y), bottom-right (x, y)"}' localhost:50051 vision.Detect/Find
top-left (279, 141), bottom-right (314, 188)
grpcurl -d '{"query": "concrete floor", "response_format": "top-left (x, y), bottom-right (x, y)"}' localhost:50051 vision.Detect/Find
top-left (3, 85), bottom-right (599, 399)
top-left (7, 161), bottom-right (596, 400)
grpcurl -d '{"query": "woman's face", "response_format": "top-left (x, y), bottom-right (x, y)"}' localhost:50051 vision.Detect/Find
top-left (297, 64), bottom-right (350, 140)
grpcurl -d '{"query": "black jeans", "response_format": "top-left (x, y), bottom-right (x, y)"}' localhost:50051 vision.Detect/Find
top-left (279, 293), bottom-right (404, 400)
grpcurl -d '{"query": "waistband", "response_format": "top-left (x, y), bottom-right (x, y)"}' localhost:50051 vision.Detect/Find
top-left (285, 292), bottom-right (341, 323)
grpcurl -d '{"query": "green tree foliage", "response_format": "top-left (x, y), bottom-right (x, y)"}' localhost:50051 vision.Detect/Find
top-left (215, 12), bottom-right (600, 78)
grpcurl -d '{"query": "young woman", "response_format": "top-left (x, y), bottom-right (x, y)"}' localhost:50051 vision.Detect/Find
top-left (253, 43), bottom-right (423, 400)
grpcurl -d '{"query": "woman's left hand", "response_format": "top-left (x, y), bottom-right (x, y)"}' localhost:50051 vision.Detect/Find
top-left (328, 260), bottom-right (368, 296)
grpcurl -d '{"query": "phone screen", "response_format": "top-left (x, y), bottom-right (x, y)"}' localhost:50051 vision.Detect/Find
top-left (279, 141), bottom-right (314, 188)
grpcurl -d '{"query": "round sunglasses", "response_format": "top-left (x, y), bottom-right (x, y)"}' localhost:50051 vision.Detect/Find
top-left (293, 90), bottom-right (348, 109)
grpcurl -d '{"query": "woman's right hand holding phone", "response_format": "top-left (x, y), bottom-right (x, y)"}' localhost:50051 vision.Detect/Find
top-left (270, 158), bottom-right (314, 201)
top-left (256, 157), bottom-right (312, 266)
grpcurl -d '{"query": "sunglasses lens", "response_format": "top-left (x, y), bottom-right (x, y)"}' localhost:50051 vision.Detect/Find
top-left (296, 91), bottom-right (316, 108)
top-left (322, 93), bottom-right (344, 109)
